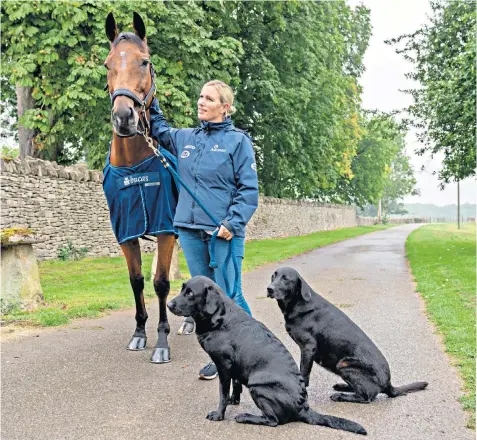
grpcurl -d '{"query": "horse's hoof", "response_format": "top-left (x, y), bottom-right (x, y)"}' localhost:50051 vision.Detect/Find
top-left (177, 318), bottom-right (196, 335)
top-left (127, 336), bottom-right (147, 351)
top-left (151, 347), bottom-right (171, 364)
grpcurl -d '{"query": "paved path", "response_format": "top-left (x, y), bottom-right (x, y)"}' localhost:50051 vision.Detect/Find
top-left (1, 225), bottom-right (473, 440)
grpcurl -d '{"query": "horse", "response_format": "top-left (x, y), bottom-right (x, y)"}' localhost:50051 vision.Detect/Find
top-left (103, 12), bottom-right (182, 364)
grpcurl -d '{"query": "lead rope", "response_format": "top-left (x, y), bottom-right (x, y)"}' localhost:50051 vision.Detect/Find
top-left (141, 131), bottom-right (239, 299)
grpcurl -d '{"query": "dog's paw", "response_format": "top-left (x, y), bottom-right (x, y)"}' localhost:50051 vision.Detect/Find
top-left (227, 395), bottom-right (240, 405)
top-left (333, 383), bottom-right (353, 392)
top-left (330, 392), bottom-right (345, 402)
top-left (235, 413), bottom-right (250, 423)
top-left (206, 411), bottom-right (224, 421)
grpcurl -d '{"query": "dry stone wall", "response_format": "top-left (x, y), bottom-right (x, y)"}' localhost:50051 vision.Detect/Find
top-left (1, 158), bottom-right (370, 260)
top-left (247, 197), bottom-right (359, 240)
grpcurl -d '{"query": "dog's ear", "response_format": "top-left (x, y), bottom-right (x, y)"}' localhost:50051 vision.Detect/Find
top-left (297, 276), bottom-right (312, 301)
top-left (204, 285), bottom-right (221, 315)
top-left (204, 285), bottom-right (225, 327)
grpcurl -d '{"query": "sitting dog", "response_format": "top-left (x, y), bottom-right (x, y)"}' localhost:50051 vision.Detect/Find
top-left (167, 276), bottom-right (366, 434)
top-left (267, 267), bottom-right (428, 403)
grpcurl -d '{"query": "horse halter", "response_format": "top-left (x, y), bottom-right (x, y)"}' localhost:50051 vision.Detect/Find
top-left (107, 62), bottom-right (156, 138)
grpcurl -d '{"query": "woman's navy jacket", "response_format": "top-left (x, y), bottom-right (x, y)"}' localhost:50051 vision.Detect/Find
top-left (149, 99), bottom-right (259, 238)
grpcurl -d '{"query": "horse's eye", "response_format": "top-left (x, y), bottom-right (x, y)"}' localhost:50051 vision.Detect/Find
top-left (103, 64), bottom-right (109, 70)
top-left (142, 59), bottom-right (149, 67)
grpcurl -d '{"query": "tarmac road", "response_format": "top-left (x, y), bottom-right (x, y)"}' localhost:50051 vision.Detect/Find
top-left (1, 224), bottom-right (473, 440)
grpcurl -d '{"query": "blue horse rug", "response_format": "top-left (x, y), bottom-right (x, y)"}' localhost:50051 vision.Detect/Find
top-left (103, 149), bottom-right (178, 244)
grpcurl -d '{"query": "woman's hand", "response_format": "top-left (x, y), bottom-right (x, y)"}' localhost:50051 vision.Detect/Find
top-left (217, 225), bottom-right (233, 241)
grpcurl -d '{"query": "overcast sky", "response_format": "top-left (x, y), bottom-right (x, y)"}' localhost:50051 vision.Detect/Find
top-left (348, 0), bottom-right (476, 206)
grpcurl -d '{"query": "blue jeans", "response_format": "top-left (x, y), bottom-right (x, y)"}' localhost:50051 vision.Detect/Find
top-left (178, 227), bottom-right (252, 316)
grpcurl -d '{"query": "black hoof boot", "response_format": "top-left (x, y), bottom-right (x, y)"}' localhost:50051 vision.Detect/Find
top-left (151, 347), bottom-right (171, 364)
top-left (127, 335), bottom-right (147, 350)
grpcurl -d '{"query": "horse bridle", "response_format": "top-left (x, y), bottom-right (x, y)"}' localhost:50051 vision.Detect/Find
top-left (107, 62), bottom-right (156, 138)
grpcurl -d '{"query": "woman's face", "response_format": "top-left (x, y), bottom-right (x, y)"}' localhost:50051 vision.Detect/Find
top-left (197, 85), bottom-right (229, 123)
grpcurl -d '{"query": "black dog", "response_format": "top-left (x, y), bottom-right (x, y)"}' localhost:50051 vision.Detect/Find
top-left (267, 267), bottom-right (428, 403)
top-left (167, 276), bottom-right (366, 434)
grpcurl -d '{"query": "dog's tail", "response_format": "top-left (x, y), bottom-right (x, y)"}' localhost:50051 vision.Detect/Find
top-left (301, 408), bottom-right (367, 435)
top-left (385, 381), bottom-right (428, 398)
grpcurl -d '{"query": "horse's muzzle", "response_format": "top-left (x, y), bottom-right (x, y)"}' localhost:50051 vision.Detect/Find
top-left (112, 105), bottom-right (139, 137)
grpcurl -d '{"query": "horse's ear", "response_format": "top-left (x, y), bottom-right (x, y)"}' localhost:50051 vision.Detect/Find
top-left (133, 12), bottom-right (146, 41)
top-left (105, 12), bottom-right (118, 43)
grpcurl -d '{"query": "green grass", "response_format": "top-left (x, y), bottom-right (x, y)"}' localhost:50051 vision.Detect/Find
top-left (406, 223), bottom-right (476, 429)
top-left (3, 224), bottom-right (391, 328)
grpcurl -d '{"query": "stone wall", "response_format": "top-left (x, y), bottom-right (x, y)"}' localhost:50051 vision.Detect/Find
top-left (1, 157), bottom-right (370, 260)
top-left (247, 197), bottom-right (359, 240)
top-left (0, 157), bottom-right (158, 260)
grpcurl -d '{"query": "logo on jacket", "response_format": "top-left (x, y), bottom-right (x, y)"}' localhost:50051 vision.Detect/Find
top-left (251, 163), bottom-right (257, 171)
top-left (184, 145), bottom-right (195, 149)
top-left (210, 144), bottom-right (226, 153)
top-left (181, 151), bottom-right (190, 159)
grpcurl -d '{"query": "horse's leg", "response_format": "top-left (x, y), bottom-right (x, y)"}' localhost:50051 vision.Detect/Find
top-left (151, 234), bottom-right (176, 364)
top-left (120, 239), bottom-right (147, 350)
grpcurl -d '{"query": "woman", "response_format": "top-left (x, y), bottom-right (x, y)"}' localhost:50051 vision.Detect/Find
top-left (149, 80), bottom-right (259, 380)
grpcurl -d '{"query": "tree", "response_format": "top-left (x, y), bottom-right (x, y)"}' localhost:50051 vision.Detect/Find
top-left (381, 149), bottom-right (418, 216)
top-left (2, 0), bottom-right (373, 198)
top-left (202, 1), bottom-right (371, 198)
top-left (1, 1), bottom-right (242, 167)
top-left (319, 112), bottom-right (417, 209)
top-left (388, 0), bottom-right (476, 185)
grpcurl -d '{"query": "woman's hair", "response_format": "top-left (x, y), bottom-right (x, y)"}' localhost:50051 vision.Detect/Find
top-left (204, 80), bottom-right (236, 116)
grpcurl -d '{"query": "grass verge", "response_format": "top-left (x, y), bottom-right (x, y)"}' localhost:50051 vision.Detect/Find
top-left (406, 223), bottom-right (476, 429)
top-left (3, 224), bottom-right (391, 328)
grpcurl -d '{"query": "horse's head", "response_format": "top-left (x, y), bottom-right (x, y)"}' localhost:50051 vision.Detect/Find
top-left (104, 12), bottom-right (155, 138)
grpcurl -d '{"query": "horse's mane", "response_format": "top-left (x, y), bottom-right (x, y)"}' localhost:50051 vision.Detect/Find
top-left (113, 32), bottom-right (147, 49)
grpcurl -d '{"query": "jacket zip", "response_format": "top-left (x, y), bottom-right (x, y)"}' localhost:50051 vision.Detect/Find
top-left (191, 132), bottom-right (208, 225)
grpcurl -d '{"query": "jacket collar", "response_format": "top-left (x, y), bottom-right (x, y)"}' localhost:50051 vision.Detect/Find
top-left (200, 117), bottom-right (233, 132)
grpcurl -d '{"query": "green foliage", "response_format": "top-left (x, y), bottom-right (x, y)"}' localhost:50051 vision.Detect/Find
top-left (1, 1), bottom-right (242, 167)
top-left (388, 1), bottom-right (476, 185)
top-left (381, 149), bottom-right (418, 215)
top-left (407, 224), bottom-right (476, 429)
top-left (320, 112), bottom-right (416, 208)
top-left (0, 146), bottom-right (19, 160)
top-left (2, 1), bottom-right (372, 195)
top-left (215, 1), bottom-right (371, 198)
top-left (57, 239), bottom-right (88, 261)
top-left (385, 201), bottom-right (409, 216)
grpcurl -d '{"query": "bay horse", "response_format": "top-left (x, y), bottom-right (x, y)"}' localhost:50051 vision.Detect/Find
top-left (103, 12), bottom-right (180, 363)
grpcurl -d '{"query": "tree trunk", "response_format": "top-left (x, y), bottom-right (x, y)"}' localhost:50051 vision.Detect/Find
top-left (457, 181), bottom-right (460, 229)
top-left (15, 85), bottom-right (36, 159)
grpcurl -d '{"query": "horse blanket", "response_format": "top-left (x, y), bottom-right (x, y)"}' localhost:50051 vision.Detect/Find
top-left (103, 149), bottom-right (178, 244)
